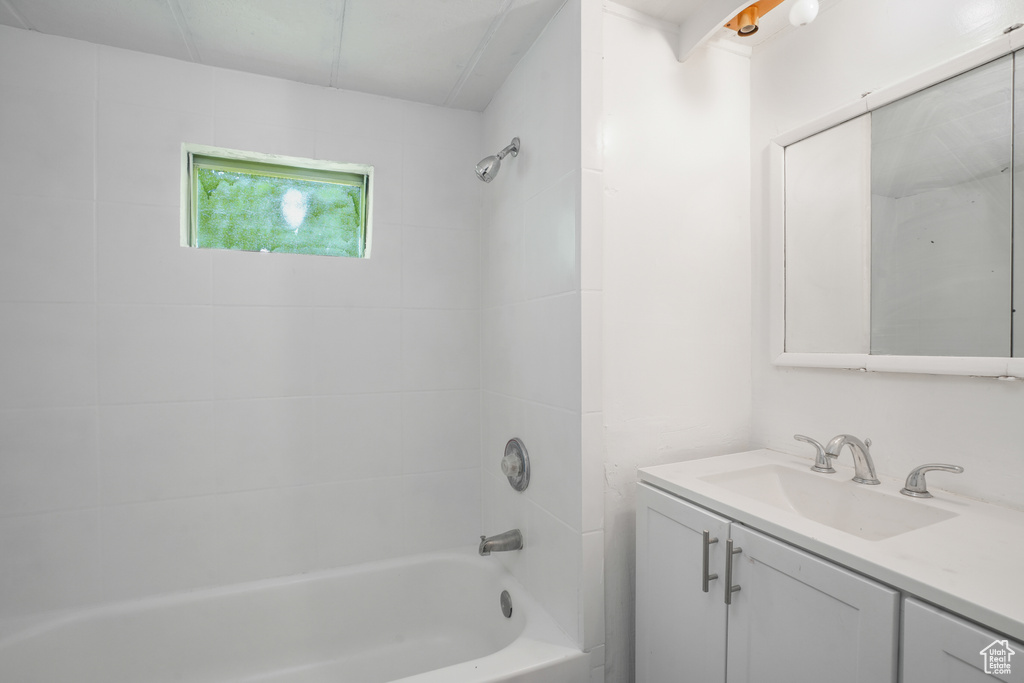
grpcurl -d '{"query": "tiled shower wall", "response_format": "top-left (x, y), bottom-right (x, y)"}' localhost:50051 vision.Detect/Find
top-left (0, 24), bottom-right (483, 621)
top-left (479, 0), bottom-right (603, 657)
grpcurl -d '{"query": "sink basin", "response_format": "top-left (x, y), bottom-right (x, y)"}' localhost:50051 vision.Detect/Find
top-left (700, 464), bottom-right (957, 541)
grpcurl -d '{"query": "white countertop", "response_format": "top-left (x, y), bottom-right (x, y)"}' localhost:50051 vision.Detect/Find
top-left (639, 449), bottom-right (1024, 642)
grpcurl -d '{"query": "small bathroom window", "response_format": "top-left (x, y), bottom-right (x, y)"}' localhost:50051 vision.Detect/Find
top-left (182, 144), bottom-right (373, 258)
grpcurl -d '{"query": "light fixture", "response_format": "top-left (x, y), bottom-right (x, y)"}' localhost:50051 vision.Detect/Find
top-left (725, 0), bottom-right (817, 38)
top-left (725, 0), bottom-right (783, 38)
top-left (736, 5), bottom-right (760, 35)
top-left (789, 0), bottom-right (819, 27)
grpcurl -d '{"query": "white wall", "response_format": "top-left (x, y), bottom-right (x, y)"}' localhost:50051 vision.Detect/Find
top-left (479, 0), bottom-right (606, 667)
top-left (751, 0), bottom-right (1024, 509)
top-left (0, 24), bottom-right (483, 623)
top-left (600, 7), bottom-right (753, 682)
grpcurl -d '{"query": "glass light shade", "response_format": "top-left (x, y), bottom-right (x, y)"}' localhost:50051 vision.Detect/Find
top-left (789, 0), bottom-right (819, 26)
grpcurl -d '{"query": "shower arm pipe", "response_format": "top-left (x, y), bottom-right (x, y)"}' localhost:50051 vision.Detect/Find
top-left (497, 138), bottom-right (520, 160)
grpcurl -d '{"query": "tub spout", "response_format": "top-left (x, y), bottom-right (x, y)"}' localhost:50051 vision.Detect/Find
top-left (479, 529), bottom-right (523, 556)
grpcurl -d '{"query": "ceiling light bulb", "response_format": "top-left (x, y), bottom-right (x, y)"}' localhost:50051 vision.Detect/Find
top-left (789, 0), bottom-right (819, 26)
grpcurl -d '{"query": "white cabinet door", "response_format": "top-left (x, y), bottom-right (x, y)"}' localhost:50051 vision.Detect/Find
top-left (725, 525), bottom-right (899, 683)
top-left (902, 597), bottom-right (1024, 682)
top-left (636, 484), bottom-right (731, 683)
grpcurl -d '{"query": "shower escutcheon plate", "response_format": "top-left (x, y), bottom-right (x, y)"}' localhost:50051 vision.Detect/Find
top-left (501, 438), bottom-right (530, 492)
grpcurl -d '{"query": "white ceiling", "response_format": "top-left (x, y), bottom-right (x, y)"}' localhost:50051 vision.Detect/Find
top-left (0, 0), bottom-right (568, 111)
top-left (0, 0), bottom-right (824, 111)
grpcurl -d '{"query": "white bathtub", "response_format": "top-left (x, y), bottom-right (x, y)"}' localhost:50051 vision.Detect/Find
top-left (0, 550), bottom-right (588, 682)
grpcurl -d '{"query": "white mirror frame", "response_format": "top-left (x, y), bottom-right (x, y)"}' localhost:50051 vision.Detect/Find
top-left (769, 30), bottom-right (1024, 378)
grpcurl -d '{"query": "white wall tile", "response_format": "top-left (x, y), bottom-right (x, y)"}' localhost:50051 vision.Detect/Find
top-left (400, 469), bottom-right (481, 554)
top-left (97, 304), bottom-right (214, 404)
top-left (581, 412), bottom-right (604, 534)
top-left (98, 45), bottom-right (214, 115)
top-left (97, 201), bottom-right (212, 305)
top-left (523, 402), bottom-right (582, 530)
top-left (211, 250), bottom-right (316, 307)
top-left (506, 4), bottom-right (581, 203)
top-left (214, 398), bottom-right (316, 491)
top-left (311, 308), bottom-right (403, 394)
top-left (0, 86), bottom-right (95, 201)
top-left (481, 305), bottom-right (524, 397)
top-left (0, 303), bottom-right (96, 409)
top-left (311, 394), bottom-right (403, 482)
top-left (519, 294), bottom-right (581, 411)
top-left (481, 199), bottom-right (524, 307)
top-left (213, 487), bottom-right (320, 583)
top-left (402, 144), bottom-right (482, 231)
top-left (0, 510), bottom-right (101, 616)
top-left (581, 42), bottom-right (604, 174)
top-left (96, 99), bottom-right (214, 207)
top-left (214, 69), bottom-right (320, 130)
top-left (0, 27), bottom-right (495, 622)
top-left (401, 309), bottom-right (480, 391)
top-left (0, 25), bottom-right (96, 98)
top-left (212, 306), bottom-right (314, 400)
top-left (403, 103), bottom-right (483, 152)
top-left (313, 478), bottom-right (404, 568)
top-left (0, 408), bottom-right (96, 515)
top-left (479, 0), bottom-right (586, 650)
top-left (213, 118), bottom-right (317, 159)
top-left (401, 390), bottom-right (480, 474)
top-left (307, 222), bottom-right (403, 308)
top-left (523, 502), bottom-right (580, 644)
top-left (98, 401), bottom-right (218, 504)
top-left (315, 87), bottom-right (407, 141)
top-left (523, 171), bottom-right (578, 299)
top-left (581, 291), bottom-right (603, 415)
top-left (100, 498), bottom-right (220, 601)
top-left (0, 195), bottom-right (95, 303)
top-left (402, 226), bottom-right (480, 309)
top-left (580, 168), bottom-right (603, 292)
top-left (314, 133), bottom-right (404, 227)
top-left (481, 391), bottom-right (527, 473)
top-left (581, 529), bottom-right (605, 651)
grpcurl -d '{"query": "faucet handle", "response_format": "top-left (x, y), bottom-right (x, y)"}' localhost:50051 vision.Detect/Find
top-left (900, 464), bottom-right (964, 498)
top-left (794, 434), bottom-right (836, 473)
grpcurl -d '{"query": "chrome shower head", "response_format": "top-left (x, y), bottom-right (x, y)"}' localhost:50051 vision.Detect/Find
top-left (476, 137), bottom-right (520, 183)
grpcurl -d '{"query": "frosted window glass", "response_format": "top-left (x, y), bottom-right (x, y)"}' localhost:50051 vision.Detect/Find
top-left (189, 153), bottom-right (369, 258)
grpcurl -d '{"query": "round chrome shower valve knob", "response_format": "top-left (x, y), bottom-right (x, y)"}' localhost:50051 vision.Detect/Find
top-left (502, 438), bottom-right (530, 492)
top-left (500, 451), bottom-right (521, 478)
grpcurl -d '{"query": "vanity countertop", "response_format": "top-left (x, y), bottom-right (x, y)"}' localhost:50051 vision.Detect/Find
top-left (639, 449), bottom-right (1024, 642)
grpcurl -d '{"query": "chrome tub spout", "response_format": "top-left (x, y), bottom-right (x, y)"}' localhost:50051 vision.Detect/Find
top-left (479, 529), bottom-right (523, 556)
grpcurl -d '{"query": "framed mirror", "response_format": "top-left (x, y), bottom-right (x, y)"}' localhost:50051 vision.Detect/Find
top-left (770, 35), bottom-right (1024, 377)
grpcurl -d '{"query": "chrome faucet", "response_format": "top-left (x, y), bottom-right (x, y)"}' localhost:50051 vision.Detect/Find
top-left (900, 463), bottom-right (963, 498)
top-left (825, 434), bottom-right (880, 485)
top-left (478, 529), bottom-right (523, 556)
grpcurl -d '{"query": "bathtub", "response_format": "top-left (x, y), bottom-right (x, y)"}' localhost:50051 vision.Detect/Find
top-left (0, 549), bottom-right (588, 682)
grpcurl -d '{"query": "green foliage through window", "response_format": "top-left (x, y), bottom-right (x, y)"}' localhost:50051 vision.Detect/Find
top-left (188, 151), bottom-right (370, 258)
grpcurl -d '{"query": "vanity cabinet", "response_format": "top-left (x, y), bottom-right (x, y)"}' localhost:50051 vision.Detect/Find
top-left (636, 483), bottom-right (900, 683)
top-left (902, 598), bottom-right (1024, 683)
top-left (635, 481), bottom-right (730, 682)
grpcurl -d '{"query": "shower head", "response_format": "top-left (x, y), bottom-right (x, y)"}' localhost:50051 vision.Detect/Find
top-left (476, 137), bottom-right (520, 183)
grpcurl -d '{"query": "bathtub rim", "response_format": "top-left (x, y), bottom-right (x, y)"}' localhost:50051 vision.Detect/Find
top-left (0, 546), bottom-right (580, 658)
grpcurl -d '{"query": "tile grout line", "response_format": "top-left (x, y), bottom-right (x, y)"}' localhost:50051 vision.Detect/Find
top-left (91, 41), bottom-right (105, 600)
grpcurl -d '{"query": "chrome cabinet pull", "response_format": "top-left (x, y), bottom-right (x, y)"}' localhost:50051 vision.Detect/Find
top-left (701, 530), bottom-right (719, 592)
top-left (724, 539), bottom-right (742, 605)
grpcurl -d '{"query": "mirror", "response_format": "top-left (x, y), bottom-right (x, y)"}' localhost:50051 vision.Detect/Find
top-left (783, 53), bottom-right (1020, 360)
